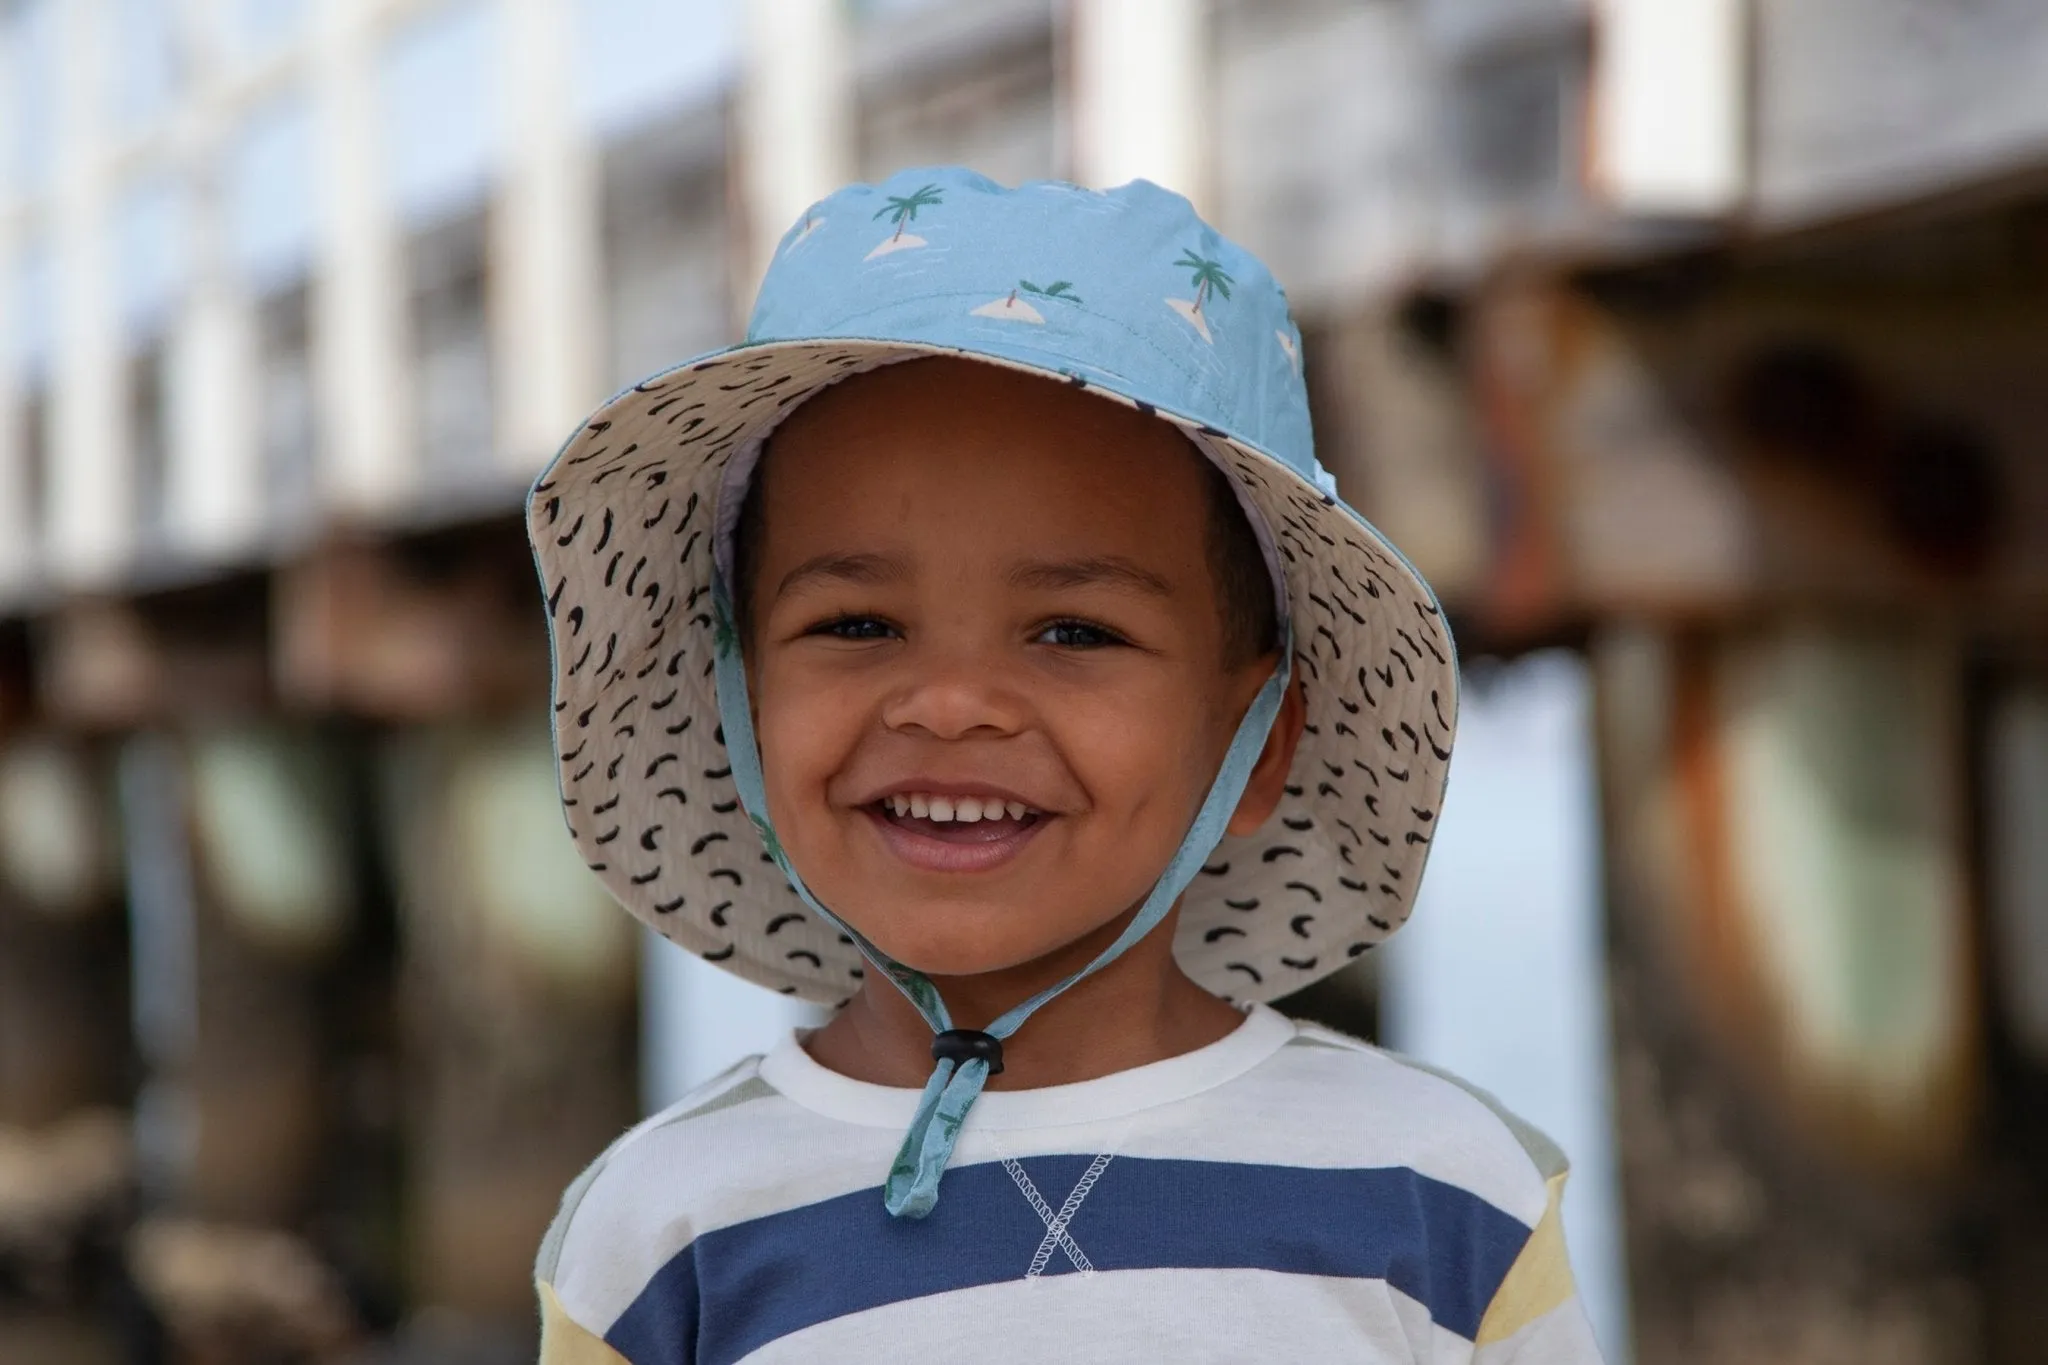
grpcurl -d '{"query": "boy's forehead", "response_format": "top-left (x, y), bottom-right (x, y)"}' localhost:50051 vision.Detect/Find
top-left (774, 355), bottom-right (1162, 447)
top-left (757, 358), bottom-right (1212, 573)
top-left (760, 360), bottom-right (1211, 545)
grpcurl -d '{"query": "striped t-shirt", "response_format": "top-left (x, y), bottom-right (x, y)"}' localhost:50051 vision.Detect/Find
top-left (536, 1005), bottom-right (1604, 1363)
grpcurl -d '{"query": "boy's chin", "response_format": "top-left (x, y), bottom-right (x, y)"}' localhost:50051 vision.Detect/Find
top-left (864, 940), bottom-right (1055, 982)
top-left (852, 919), bottom-right (1107, 984)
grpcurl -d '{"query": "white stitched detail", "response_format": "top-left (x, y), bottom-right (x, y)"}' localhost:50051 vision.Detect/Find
top-left (1000, 1159), bottom-right (1086, 1273)
top-left (1028, 1153), bottom-right (1114, 1278)
top-left (1001, 1155), bottom-right (1113, 1278)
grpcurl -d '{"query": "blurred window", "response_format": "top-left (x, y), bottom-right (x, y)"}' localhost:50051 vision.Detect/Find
top-left (855, 2), bottom-right (1059, 187)
top-left (226, 94), bottom-right (319, 534)
top-left (1437, 49), bottom-right (1573, 212)
top-left (9, 238), bottom-right (53, 386)
top-left (108, 0), bottom-right (183, 135)
top-left (854, 0), bottom-right (949, 21)
top-left (116, 176), bottom-right (187, 556)
top-left (1420, 0), bottom-right (1584, 63)
top-left (1214, 4), bottom-right (1439, 302)
top-left (601, 121), bottom-right (731, 388)
top-left (116, 175), bottom-right (188, 339)
top-left (383, 3), bottom-right (499, 487)
top-left (223, 0), bottom-right (309, 65)
top-left (408, 212), bottom-right (494, 486)
top-left (257, 285), bottom-right (317, 536)
top-left (3, 0), bottom-right (59, 201)
top-left (16, 388), bottom-right (49, 553)
top-left (574, 0), bottom-right (738, 139)
top-left (11, 241), bottom-right (53, 538)
top-left (228, 92), bottom-right (318, 294)
top-left (128, 343), bottom-right (173, 555)
top-left (380, 0), bottom-right (499, 229)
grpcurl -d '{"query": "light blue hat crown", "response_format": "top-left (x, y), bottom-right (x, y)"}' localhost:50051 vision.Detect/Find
top-left (749, 168), bottom-right (1321, 486)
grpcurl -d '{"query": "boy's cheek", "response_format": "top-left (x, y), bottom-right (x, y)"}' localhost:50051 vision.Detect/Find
top-left (754, 721), bottom-right (854, 838)
top-left (754, 670), bottom-right (870, 758)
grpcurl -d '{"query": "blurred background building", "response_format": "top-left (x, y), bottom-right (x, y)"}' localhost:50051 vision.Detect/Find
top-left (0, 0), bottom-right (2044, 1361)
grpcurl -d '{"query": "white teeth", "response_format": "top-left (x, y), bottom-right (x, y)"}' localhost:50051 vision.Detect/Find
top-left (883, 792), bottom-right (1041, 822)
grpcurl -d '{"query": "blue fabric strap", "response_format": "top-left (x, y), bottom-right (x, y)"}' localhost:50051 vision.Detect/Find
top-left (714, 580), bottom-right (1293, 1217)
top-left (885, 1057), bottom-right (991, 1218)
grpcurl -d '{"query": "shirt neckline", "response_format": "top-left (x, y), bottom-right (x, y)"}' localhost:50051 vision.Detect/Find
top-left (757, 1002), bottom-right (1297, 1131)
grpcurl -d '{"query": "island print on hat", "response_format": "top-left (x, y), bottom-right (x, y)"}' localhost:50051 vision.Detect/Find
top-left (970, 278), bottom-right (1084, 325)
top-left (866, 181), bottom-right (944, 259)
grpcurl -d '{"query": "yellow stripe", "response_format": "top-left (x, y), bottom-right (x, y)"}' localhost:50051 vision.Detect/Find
top-left (1475, 1171), bottom-right (1577, 1346)
top-left (539, 1282), bottom-right (632, 1365)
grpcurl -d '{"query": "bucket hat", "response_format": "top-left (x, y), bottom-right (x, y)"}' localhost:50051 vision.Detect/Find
top-left (530, 167), bottom-right (1457, 1215)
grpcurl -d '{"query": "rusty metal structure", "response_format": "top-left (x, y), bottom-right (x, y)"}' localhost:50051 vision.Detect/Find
top-left (0, 1), bottom-right (2045, 1361)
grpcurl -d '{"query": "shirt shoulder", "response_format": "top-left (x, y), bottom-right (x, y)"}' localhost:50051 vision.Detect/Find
top-left (1246, 1019), bottom-right (1567, 1223)
top-left (536, 1056), bottom-right (773, 1283)
top-left (537, 1047), bottom-right (908, 1347)
top-left (535, 1054), bottom-right (815, 1342)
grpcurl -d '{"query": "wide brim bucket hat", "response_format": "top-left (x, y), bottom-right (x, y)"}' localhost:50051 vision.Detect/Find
top-left (530, 168), bottom-right (1457, 1214)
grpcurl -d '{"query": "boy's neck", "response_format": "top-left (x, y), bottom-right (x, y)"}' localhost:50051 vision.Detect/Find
top-left (802, 907), bottom-right (1246, 1091)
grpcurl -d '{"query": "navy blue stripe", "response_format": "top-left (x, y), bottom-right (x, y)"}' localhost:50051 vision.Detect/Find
top-left (605, 1156), bottom-right (1532, 1364)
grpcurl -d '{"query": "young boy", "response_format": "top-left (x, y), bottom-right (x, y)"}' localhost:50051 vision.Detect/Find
top-left (527, 168), bottom-right (1604, 1363)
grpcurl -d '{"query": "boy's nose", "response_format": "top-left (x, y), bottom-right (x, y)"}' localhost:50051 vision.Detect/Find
top-left (878, 657), bottom-right (1029, 741)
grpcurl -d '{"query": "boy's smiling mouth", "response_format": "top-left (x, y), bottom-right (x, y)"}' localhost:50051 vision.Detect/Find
top-left (861, 787), bottom-right (1051, 872)
top-left (882, 792), bottom-right (1039, 823)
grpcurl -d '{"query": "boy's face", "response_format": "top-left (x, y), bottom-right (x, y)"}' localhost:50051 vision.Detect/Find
top-left (746, 358), bottom-right (1283, 979)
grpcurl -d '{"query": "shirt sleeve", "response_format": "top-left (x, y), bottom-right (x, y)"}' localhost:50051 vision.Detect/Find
top-left (1470, 1168), bottom-right (1607, 1364)
top-left (535, 1128), bottom-right (641, 1364)
top-left (539, 1281), bottom-right (633, 1364)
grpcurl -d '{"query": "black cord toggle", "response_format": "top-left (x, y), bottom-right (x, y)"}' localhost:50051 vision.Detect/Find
top-left (931, 1028), bottom-right (1004, 1075)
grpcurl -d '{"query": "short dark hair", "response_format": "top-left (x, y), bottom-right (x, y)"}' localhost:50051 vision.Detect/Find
top-left (732, 436), bottom-right (1279, 668)
top-left (1195, 452), bottom-right (1282, 667)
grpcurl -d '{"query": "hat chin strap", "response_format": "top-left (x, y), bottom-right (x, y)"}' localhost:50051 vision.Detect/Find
top-left (712, 584), bottom-right (1292, 1218)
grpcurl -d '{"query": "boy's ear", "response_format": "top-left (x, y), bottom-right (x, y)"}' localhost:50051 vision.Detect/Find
top-left (1226, 674), bottom-right (1307, 837)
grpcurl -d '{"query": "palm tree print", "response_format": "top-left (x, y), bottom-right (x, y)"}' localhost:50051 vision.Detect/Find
top-left (867, 184), bottom-right (944, 259)
top-left (875, 184), bottom-right (942, 238)
top-left (1166, 248), bottom-right (1235, 343)
top-left (1176, 251), bottom-right (1234, 314)
top-left (971, 278), bottom-right (1084, 325)
top-left (1019, 279), bottom-right (1082, 305)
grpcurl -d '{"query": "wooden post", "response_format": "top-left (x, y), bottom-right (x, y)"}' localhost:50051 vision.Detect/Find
top-left (382, 719), bottom-right (635, 1325)
top-left (0, 736), bottom-right (124, 1130)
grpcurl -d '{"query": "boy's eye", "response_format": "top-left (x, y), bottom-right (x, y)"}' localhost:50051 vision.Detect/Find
top-left (808, 615), bottom-right (897, 641)
top-left (1035, 619), bottom-right (1126, 649)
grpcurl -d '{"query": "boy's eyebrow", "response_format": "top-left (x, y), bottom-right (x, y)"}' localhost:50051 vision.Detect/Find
top-left (775, 550), bottom-right (913, 599)
top-left (1008, 556), bottom-right (1175, 597)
